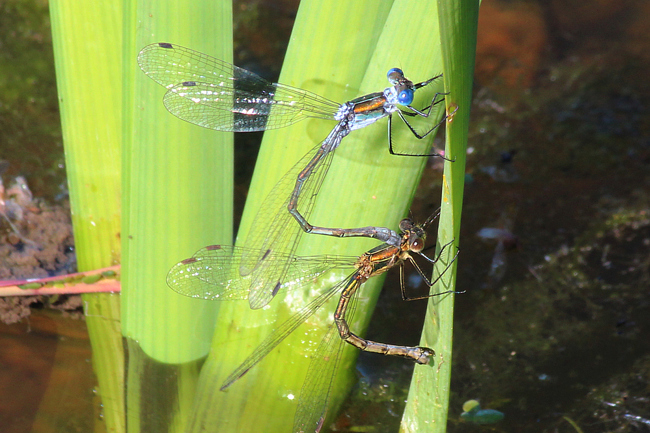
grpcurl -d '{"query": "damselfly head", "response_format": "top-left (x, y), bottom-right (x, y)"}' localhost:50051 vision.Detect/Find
top-left (386, 68), bottom-right (415, 105)
top-left (400, 218), bottom-right (428, 253)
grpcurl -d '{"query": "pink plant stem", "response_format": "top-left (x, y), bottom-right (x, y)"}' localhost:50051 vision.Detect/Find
top-left (0, 265), bottom-right (121, 296)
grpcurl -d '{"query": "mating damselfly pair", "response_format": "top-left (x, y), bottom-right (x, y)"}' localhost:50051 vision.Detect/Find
top-left (138, 42), bottom-right (456, 432)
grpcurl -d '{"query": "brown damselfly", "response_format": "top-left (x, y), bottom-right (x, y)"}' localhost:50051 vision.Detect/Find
top-left (167, 210), bottom-right (458, 432)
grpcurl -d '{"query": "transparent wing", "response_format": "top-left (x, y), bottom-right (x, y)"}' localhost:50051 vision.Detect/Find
top-left (293, 280), bottom-right (361, 433)
top-left (292, 325), bottom-right (343, 433)
top-left (137, 43), bottom-right (340, 132)
top-left (166, 245), bottom-right (354, 301)
top-left (219, 276), bottom-right (352, 391)
top-left (239, 127), bottom-right (343, 309)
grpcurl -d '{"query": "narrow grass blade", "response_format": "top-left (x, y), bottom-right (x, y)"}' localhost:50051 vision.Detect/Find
top-left (49, 1), bottom-right (125, 431)
top-left (401, 0), bottom-right (480, 432)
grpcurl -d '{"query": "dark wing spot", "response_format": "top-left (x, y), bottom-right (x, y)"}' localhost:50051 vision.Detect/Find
top-left (261, 249), bottom-right (272, 261)
top-left (271, 281), bottom-right (281, 297)
top-left (181, 257), bottom-right (198, 264)
top-left (158, 42), bottom-right (173, 49)
top-left (182, 81), bottom-right (197, 87)
top-left (206, 245), bottom-right (223, 251)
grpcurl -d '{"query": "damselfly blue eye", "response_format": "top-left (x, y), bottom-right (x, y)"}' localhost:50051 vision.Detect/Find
top-left (387, 68), bottom-right (404, 78)
top-left (398, 88), bottom-right (414, 105)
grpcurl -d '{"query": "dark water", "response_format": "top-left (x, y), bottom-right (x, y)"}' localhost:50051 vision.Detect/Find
top-left (338, 1), bottom-right (650, 432)
top-left (0, 310), bottom-right (98, 433)
top-left (1, 0), bottom-right (649, 432)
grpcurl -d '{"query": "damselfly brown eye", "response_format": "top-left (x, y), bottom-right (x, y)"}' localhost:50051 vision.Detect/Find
top-left (400, 218), bottom-right (414, 231)
top-left (411, 237), bottom-right (425, 252)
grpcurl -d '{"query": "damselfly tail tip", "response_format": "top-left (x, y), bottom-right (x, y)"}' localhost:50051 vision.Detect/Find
top-left (416, 347), bottom-right (435, 365)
